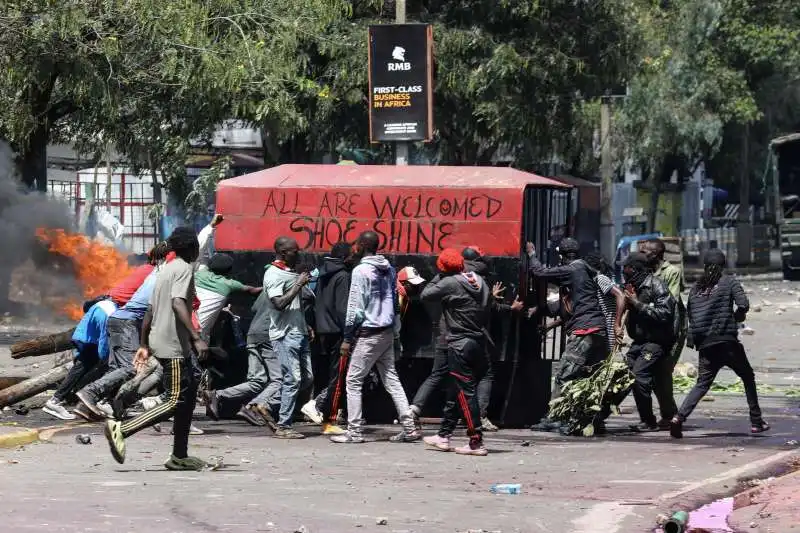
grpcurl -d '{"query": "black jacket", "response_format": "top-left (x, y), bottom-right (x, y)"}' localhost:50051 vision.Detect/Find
top-left (626, 275), bottom-right (676, 346)
top-left (313, 258), bottom-right (351, 335)
top-left (422, 272), bottom-right (491, 343)
top-left (687, 274), bottom-right (748, 350)
top-left (530, 258), bottom-right (606, 335)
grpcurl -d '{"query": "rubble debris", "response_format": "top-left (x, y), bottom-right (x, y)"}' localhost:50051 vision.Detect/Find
top-left (75, 434), bottom-right (91, 445)
top-left (376, 517), bottom-right (388, 525)
top-left (13, 406), bottom-right (29, 416)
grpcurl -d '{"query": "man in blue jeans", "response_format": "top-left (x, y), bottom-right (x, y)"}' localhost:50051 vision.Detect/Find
top-left (263, 236), bottom-right (312, 439)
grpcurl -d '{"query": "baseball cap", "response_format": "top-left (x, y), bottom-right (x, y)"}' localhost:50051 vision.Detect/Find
top-left (398, 266), bottom-right (425, 285)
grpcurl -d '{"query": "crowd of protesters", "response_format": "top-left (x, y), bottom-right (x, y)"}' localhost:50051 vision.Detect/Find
top-left (38, 215), bottom-right (769, 470)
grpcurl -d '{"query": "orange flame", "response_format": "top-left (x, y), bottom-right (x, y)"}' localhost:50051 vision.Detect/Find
top-left (36, 228), bottom-right (133, 320)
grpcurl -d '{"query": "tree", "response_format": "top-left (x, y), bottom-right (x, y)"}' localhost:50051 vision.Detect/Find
top-left (0, 0), bottom-right (347, 191)
top-left (263, 0), bottom-right (639, 172)
top-left (619, 0), bottom-right (800, 229)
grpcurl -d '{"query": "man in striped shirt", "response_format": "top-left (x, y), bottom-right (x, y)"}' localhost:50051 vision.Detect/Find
top-left (584, 253), bottom-right (626, 350)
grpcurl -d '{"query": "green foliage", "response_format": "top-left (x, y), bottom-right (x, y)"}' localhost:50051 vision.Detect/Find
top-left (620, 0), bottom-right (800, 187)
top-left (185, 156), bottom-right (232, 221)
top-left (0, 0), bottom-right (348, 190)
top-left (549, 356), bottom-right (634, 436)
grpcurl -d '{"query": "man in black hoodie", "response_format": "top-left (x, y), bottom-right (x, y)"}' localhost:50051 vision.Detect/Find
top-left (300, 242), bottom-right (353, 435)
top-left (670, 249), bottom-right (768, 438)
top-left (529, 238), bottom-right (608, 431)
top-left (421, 248), bottom-right (493, 456)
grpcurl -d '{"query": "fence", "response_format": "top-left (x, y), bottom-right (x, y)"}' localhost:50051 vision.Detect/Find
top-left (48, 175), bottom-right (161, 254)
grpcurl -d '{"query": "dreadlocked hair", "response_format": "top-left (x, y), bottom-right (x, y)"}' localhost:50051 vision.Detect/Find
top-left (695, 249), bottom-right (726, 293)
top-left (584, 252), bottom-right (612, 277)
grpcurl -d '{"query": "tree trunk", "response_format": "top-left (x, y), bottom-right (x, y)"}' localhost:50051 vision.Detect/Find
top-left (18, 123), bottom-right (49, 192)
top-left (0, 362), bottom-right (72, 408)
top-left (10, 328), bottom-right (76, 359)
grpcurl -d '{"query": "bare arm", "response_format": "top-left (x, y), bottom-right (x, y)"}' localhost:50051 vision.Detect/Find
top-left (270, 273), bottom-right (309, 310)
top-left (243, 285), bottom-right (263, 295)
top-left (610, 286), bottom-right (626, 333)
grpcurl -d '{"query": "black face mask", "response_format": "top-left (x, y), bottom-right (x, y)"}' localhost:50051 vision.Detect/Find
top-left (624, 267), bottom-right (649, 289)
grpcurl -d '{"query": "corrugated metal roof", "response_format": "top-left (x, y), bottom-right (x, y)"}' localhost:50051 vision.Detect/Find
top-left (219, 164), bottom-right (569, 190)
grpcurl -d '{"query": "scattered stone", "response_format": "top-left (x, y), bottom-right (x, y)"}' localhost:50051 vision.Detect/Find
top-left (520, 440), bottom-right (531, 447)
top-left (294, 526), bottom-right (308, 533)
top-left (655, 514), bottom-right (669, 526)
top-left (7, 459), bottom-right (19, 464)
top-left (741, 327), bottom-right (755, 336)
top-left (75, 434), bottom-right (91, 445)
top-left (376, 517), bottom-right (388, 525)
top-left (776, 310), bottom-right (784, 315)
top-left (779, 306), bottom-right (787, 312)
top-left (241, 458), bottom-right (252, 463)
top-left (762, 299), bottom-right (773, 306)
top-left (750, 522), bottom-right (758, 528)
top-left (2, 406), bottom-right (10, 412)
top-left (13, 406), bottom-right (29, 416)
top-left (785, 439), bottom-right (799, 447)
top-left (752, 305), bottom-right (762, 312)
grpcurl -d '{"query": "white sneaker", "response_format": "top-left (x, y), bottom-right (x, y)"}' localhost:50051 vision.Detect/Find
top-left (300, 400), bottom-right (323, 424)
top-left (42, 398), bottom-right (76, 421)
top-left (96, 400), bottom-right (114, 418)
top-left (140, 396), bottom-right (164, 410)
top-left (171, 424), bottom-right (204, 435)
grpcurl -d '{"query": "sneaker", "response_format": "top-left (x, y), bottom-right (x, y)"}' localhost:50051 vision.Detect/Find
top-left (96, 400), bottom-right (114, 418)
top-left (236, 406), bottom-right (266, 427)
top-left (330, 431), bottom-right (365, 444)
top-left (140, 396), bottom-right (164, 410)
top-left (74, 403), bottom-right (103, 422)
top-left (322, 423), bottom-right (347, 435)
top-left (300, 400), bottom-right (324, 424)
top-left (171, 425), bottom-right (204, 436)
top-left (630, 422), bottom-right (659, 433)
top-left (455, 441), bottom-right (489, 456)
top-left (657, 418), bottom-right (672, 431)
top-left (481, 417), bottom-right (499, 432)
top-left (252, 404), bottom-right (279, 433)
top-left (42, 398), bottom-right (76, 421)
top-left (751, 421), bottom-right (770, 434)
top-left (203, 390), bottom-right (220, 421)
top-left (389, 429), bottom-right (421, 443)
top-left (76, 390), bottom-right (106, 418)
top-left (670, 417), bottom-right (683, 439)
top-left (274, 427), bottom-right (306, 439)
top-left (164, 455), bottom-right (206, 471)
top-left (104, 419), bottom-right (126, 464)
top-left (423, 434), bottom-right (453, 452)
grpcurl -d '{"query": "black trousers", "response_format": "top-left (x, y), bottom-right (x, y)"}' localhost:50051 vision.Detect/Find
top-left (553, 332), bottom-right (608, 399)
top-left (627, 342), bottom-right (675, 425)
top-left (412, 345), bottom-right (449, 410)
top-left (439, 338), bottom-right (488, 444)
top-left (54, 345), bottom-right (107, 402)
top-left (314, 333), bottom-right (349, 423)
top-left (121, 357), bottom-right (198, 459)
top-left (678, 341), bottom-right (763, 424)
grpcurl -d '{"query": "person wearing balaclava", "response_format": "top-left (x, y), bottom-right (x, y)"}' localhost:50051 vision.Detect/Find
top-left (669, 249), bottom-right (769, 438)
top-left (529, 237), bottom-right (608, 433)
top-left (621, 252), bottom-right (677, 432)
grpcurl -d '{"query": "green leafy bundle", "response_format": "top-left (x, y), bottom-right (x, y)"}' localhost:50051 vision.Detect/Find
top-left (549, 356), bottom-right (634, 437)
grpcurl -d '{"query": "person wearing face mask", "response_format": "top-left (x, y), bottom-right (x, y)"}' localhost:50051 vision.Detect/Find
top-left (529, 237), bottom-right (608, 432)
top-left (642, 239), bottom-right (687, 429)
top-left (621, 252), bottom-right (678, 432)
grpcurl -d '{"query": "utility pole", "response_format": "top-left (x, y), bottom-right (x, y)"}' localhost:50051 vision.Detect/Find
top-left (599, 96), bottom-right (615, 263)
top-left (394, 0), bottom-right (409, 166)
top-left (737, 123), bottom-right (751, 265)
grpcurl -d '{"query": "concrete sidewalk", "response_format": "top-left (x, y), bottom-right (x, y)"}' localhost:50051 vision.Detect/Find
top-left (729, 466), bottom-right (800, 532)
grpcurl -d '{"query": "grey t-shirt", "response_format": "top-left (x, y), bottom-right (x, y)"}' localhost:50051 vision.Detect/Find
top-left (264, 265), bottom-right (306, 341)
top-left (149, 257), bottom-right (196, 359)
top-left (247, 289), bottom-right (271, 346)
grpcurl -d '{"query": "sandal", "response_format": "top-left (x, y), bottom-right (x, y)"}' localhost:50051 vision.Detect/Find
top-left (751, 421), bottom-right (770, 434)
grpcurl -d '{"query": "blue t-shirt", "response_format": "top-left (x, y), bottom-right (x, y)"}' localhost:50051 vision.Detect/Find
top-left (73, 299), bottom-right (117, 359)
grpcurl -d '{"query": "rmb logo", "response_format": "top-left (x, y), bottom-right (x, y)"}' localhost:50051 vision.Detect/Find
top-left (392, 46), bottom-right (405, 61)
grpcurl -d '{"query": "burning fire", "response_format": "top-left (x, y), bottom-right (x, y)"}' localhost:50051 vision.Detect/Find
top-left (36, 228), bottom-right (132, 320)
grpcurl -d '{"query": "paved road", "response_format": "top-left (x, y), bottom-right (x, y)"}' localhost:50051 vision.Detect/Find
top-left (2, 279), bottom-right (800, 532)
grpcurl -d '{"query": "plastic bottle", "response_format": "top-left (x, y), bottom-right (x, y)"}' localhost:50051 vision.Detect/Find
top-left (489, 483), bottom-right (521, 494)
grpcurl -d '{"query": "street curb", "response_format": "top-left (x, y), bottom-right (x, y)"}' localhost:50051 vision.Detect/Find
top-left (0, 428), bottom-right (39, 448)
